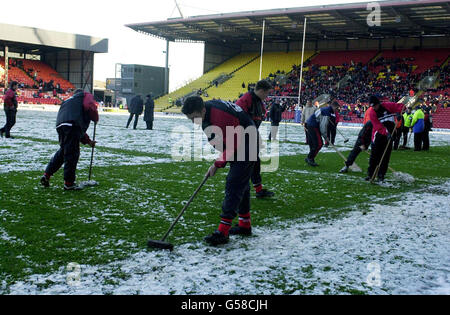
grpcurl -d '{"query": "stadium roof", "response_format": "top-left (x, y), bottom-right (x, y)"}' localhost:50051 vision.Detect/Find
top-left (126, 0), bottom-right (450, 45)
top-left (0, 23), bottom-right (108, 54)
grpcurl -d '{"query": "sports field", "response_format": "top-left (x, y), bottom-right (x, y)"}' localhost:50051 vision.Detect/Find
top-left (1, 109), bottom-right (449, 294)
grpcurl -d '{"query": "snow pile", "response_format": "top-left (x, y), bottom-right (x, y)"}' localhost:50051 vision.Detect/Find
top-left (5, 182), bottom-right (449, 295)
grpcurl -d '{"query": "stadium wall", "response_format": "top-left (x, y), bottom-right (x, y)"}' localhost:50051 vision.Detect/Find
top-left (204, 43), bottom-right (241, 73)
top-left (232, 36), bottom-right (450, 53)
top-left (43, 50), bottom-right (94, 92)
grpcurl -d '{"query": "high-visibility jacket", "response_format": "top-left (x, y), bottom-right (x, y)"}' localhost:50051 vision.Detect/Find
top-left (403, 113), bottom-right (413, 128)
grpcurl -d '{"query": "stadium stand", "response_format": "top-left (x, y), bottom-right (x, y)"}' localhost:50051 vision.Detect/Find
top-left (0, 57), bottom-right (77, 106)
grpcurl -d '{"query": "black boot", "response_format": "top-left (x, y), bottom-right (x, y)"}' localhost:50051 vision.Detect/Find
top-left (229, 225), bottom-right (252, 236)
top-left (256, 189), bottom-right (275, 199)
top-left (204, 230), bottom-right (229, 246)
top-left (40, 175), bottom-right (50, 188)
top-left (305, 158), bottom-right (319, 167)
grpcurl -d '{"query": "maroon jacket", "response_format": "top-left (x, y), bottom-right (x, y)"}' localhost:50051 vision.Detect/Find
top-left (202, 100), bottom-right (255, 168)
top-left (3, 88), bottom-right (18, 110)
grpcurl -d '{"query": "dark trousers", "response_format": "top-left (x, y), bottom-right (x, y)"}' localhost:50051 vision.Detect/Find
top-left (126, 114), bottom-right (140, 129)
top-left (1, 109), bottom-right (17, 137)
top-left (346, 138), bottom-right (363, 167)
top-left (250, 157), bottom-right (262, 187)
top-left (326, 125), bottom-right (336, 145)
top-left (221, 161), bottom-right (255, 220)
top-left (306, 126), bottom-right (323, 161)
top-left (45, 126), bottom-right (81, 184)
top-left (414, 132), bottom-right (424, 151)
top-left (422, 130), bottom-right (430, 151)
top-left (368, 133), bottom-right (392, 178)
top-left (401, 127), bottom-right (410, 147)
top-left (145, 120), bottom-right (153, 130)
top-left (393, 127), bottom-right (402, 150)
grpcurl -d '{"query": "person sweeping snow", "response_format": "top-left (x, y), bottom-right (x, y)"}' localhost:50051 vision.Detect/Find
top-left (40, 90), bottom-right (99, 190)
top-left (182, 96), bottom-right (257, 246)
top-left (366, 96), bottom-right (405, 182)
top-left (305, 101), bottom-right (340, 167)
top-left (236, 80), bottom-right (275, 199)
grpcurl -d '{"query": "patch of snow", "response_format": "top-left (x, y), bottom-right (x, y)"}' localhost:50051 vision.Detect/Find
top-left (5, 182), bottom-right (449, 295)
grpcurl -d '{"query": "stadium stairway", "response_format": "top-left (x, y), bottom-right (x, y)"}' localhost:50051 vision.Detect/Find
top-left (155, 53), bottom-right (259, 111)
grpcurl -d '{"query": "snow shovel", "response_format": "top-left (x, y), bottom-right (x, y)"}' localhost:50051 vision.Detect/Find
top-left (147, 173), bottom-right (210, 251)
top-left (80, 123), bottom-right (98, 188)
top-left (327, 137), bottom-right (362, 172)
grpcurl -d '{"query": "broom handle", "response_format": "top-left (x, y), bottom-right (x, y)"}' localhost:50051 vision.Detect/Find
top-left (88, 123), bottom-right (97, 181)
top-left (326, 137), bottom-right (348, 163)
top-left (161, 174), bottom-right (209, 242)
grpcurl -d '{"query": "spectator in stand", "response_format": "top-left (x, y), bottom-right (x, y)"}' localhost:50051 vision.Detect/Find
top-left (1, 81), bottom-right (19, 139)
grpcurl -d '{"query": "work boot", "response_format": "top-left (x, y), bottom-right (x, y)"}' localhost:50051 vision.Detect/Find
top-left (40, 175), bottom-right (50, 188)
top-left (229, 225), bottom-right (252, 236)
top-left (64, 182), bottom-right (84, 191)
top-left (340, 165), bottom-right (349, 173)
top-left (256, 189), bottom-right (275, 199)
top-left (377, 174), bottom-right (385, 182)
top-left (305, 158), bottom-right (319, 167)
top-left (204, 230), bottom-right (229, 246)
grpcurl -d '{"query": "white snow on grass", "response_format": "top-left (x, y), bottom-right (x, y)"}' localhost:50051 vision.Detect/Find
top-left (2, 110), bottom-right (449, 174)
top-left (5, 182), bottom-right (449, 295)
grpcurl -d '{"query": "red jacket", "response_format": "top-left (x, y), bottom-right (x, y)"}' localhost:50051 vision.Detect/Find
top-left (81, 92), bottom-right (99, 145)
top-left (3, 88), bottom-right (17, 110)
top-left (368, 102), bottom-right (405, 142)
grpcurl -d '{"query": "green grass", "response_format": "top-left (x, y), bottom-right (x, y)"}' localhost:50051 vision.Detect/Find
top-left (0, 143), bottom-right (449, 290)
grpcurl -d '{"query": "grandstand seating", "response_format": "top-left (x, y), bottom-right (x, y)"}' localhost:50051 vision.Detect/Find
top-left (309, 50), bottom-right (378, 66)
top-left (433, 106), bottom-right (450, 129)
top-left (379, 49), bottom-right (449, 74)
top-left (162, 48), bottom-right (450, 128)
top-left (205, 51), bottom-right (315, 102)
top-left (22, 59), bottom-right (75, 90)
top-left (0, 59), bottom-right (35, 87)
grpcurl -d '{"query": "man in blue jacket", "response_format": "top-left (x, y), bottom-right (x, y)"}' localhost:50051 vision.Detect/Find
top-left (411, 106), bottom-right (425, 151)
top-left (305, 101), bottom-right (340, 167)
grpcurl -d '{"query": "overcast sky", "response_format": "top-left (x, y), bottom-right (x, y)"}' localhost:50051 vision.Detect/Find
top-left (2, 0), bottom-right (376, 91)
